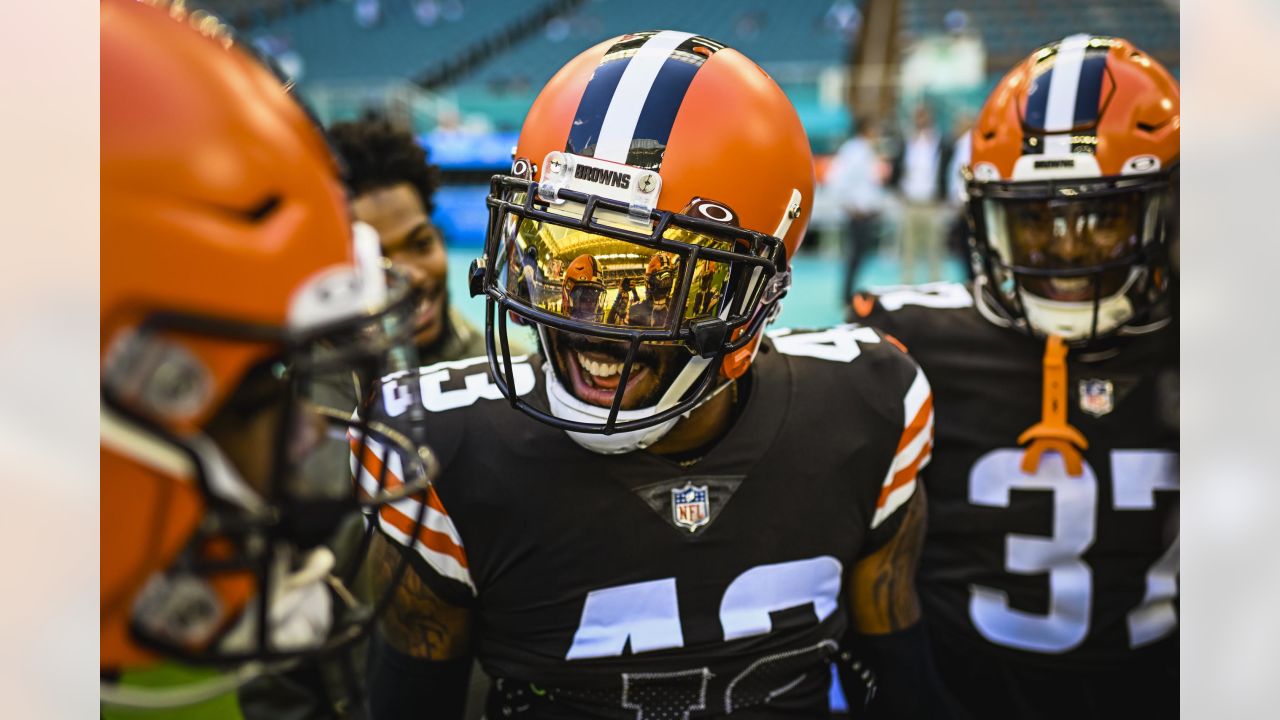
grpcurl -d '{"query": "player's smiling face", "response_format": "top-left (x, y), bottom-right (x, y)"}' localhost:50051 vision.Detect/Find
top-left (545, 328), bottom-right (688, 409)
top-left (1006, 195), bottom-right (1142, 302)
top-left (352, 183), bottom-right (449, 348)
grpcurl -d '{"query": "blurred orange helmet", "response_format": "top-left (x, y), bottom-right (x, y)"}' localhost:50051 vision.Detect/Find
top-left (477, 31), bottom-right (813, 443)
top-left (101, 0), bottom-right (430, 707)
top-left (966, 34), bottom-right (1179, 343)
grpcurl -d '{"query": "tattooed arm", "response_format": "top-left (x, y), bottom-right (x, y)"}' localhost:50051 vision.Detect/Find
top-left (367, 533), bottom-right (472, 720)
top-left (370, 531), bottom-right (472, 658)
top-left (850, 486), bottom-right (927, 634)
top-left (843, 487), bottom-right (955, 719)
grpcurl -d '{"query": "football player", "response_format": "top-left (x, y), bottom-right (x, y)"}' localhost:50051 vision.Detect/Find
top-left (359, 31), bottom-right (949, 719)
top-left (239, 117), bottom-right (520, 720)
top-left (329, 117), bottom-right (508, 366)
top-left (101, 1), bottom-right (434, 715)
top-left (849, 35), bottom-right (1179, 718)
top-left (627, 252), bottom-right (679, 328)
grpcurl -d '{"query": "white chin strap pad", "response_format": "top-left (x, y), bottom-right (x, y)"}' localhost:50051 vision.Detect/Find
top-left (1018, 288), bottom-right (1135, 340)
top-left (543, 361), bottom-right (696, 455)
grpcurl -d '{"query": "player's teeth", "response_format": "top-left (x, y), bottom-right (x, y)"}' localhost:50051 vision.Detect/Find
top-left (577, 352), bottom-right (621, 378)
top-left (1050, 278), bottom-right (1090, 292)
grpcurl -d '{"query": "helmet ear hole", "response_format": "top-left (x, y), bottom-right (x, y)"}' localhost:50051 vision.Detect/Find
top-left (103, 329), bottom-right (215, 424)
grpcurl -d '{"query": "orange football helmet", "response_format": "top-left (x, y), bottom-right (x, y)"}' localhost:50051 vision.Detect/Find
top-left (966, 34), bottom-right (1178, 343)
top-left (475, 31), bottom-right (813, 449)
top-left (561, 253), bottom-right (607, 322)
top-left (102, 0), bottom-right (431, 708)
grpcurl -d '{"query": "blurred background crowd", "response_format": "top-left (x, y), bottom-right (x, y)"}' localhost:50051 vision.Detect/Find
top-left (191, 0), bottom-right (1179, 327)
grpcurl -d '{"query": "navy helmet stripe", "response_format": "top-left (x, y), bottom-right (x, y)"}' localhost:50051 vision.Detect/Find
top-left (1022, 66), bottom-right (1053, 155)
top-left (564, 31), bottom-right (721, 170)
top-left (626, 57), bottom-right (702, 169)
top-left (565, 55), bottom-right (631, 157)
top-left (1023, 67), bottom-right (1053, 130)
top-left (1072, 52), bottom-right (1108, 127)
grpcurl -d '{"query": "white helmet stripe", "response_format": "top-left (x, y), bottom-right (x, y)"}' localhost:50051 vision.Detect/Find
top-left (593, 31), bottom-right (696, 163)
top-left (1042, 33), bottom-right (1091, 154)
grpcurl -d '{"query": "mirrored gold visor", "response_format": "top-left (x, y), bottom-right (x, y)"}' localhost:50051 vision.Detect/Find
top-left (498, 217), bottom-right (737, 331)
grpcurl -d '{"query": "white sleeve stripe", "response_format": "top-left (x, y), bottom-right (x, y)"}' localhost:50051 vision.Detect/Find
top-left (903, 367), bottom-right (931, 428)
top-left (354, 466), bottom-right (465, 547)
top-left (351, 434), bottom-right (412, 493)
top-left (893, 412), bottom-right (934, 472)
top-left (349, 435), bottom-right (467, 548)
top-left (374, 514), bottom-right (476, 594)
top-left (871, 481), bottom-right (917, 529)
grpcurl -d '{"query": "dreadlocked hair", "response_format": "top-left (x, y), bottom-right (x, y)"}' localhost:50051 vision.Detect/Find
top-left (328, 117), bottom-right (442, 215)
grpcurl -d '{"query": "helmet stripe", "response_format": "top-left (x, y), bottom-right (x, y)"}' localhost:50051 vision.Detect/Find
top-left (1040, 33), bottom-right (1092, 155)
top-left (1068, 51), bottom-right (1108, 153)
top-left (1072, 52), bottom-right (1108, 127)
top-left (626, 53), bottom-right (703, 169)
top-left (593, 31), bottom-right (695, 162)
top-left (565, 50), bottom-right (632, 157)
top-left (1022, 34), bottom-right (1112, 157)
top-left (566, 31), bottom-right (723, 170)
top-left (1022, 64), bottom-right (1052, 155)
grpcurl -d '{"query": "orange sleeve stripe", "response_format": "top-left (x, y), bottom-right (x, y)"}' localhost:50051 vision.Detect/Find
top-left (896, 394), bottom-right (934, 453)
top-left (350, 439), bottom-right (450, 515)
top-left (350, 439), bottom-right (398, 486)
top-left (377, 502), bottom-right (469, 569)
top-left (877, 440), bottom-right (932, 508)
top-left (883, 333), bottom-right (908, 353)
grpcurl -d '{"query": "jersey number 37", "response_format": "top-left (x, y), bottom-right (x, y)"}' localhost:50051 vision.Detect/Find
top-left (968, 449), bottom-right (1178, 654)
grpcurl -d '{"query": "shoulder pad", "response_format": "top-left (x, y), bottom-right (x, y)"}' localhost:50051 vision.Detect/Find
top-left (767, 323), bottom-right (907, 364)
top-left (768, 324), bottom-right (883, 364)
top-left (863, 282), bottom-right (973, 312)
top-left (383, 354), bottom-right (539, 416)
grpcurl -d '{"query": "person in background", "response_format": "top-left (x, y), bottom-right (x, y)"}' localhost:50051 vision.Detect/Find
top-left (893, 105), bottom-right (950, 283)
top-left (945, 114), bottom-right (975, 281)
top-left (103, 2), bottom-right (433, 719)
top-left (828, 116), bottom-right (889, 301)
top-left (238, 118), bottom-right (515, 720)
top-left (329, 118), bottom-right (504, 368)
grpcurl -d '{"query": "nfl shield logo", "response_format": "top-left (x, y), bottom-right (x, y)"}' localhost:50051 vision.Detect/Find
top-left (1079, 379), bottom-right (1115, 417)
top-left (671, 483), bottom-right (710, 532)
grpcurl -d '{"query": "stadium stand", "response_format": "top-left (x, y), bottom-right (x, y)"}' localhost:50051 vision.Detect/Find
top-left (220, 0), bottom-right (1176, 143)
top-left (900, 0), bottom-right (1179, 70)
